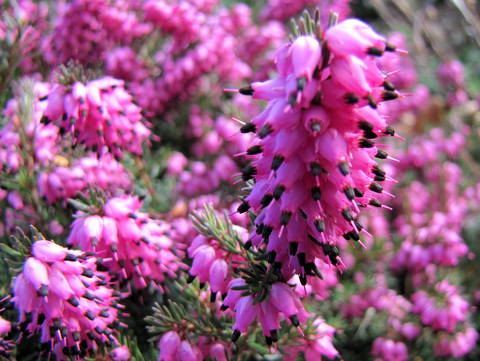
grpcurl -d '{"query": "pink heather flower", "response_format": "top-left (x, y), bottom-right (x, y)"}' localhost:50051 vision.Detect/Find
top-left (7, 191), bottom-right (23, 210)
top-left (159, 331), bottom-right (181, 361)
top-left (209, 342), bottom-right (228, 361)
top-left (187, 229), bottom-right (247, 300)
top-left (12, 240), bottom-right (123, 360)
top-left (144, 0), bottom-right (205, 46)
top-left (437, 60), bottom-right (468, 106)
top-left (38, 153), bottom-right (132, 204)
top-left (260, 0), bottom-right (350, 24)
top-left (290, 36), bottom-right (321, 80)
top-left (0, 315), bottom-right (12, 357)
top-left (68, 195), bottom-right (181, 290)
top-left (158, 332), bottom-right (203, 361)
top-left (105, 46), bottom-right (150, 82)
top-left (391, 136), bottom-right (469, 274)
top-left (49, 220), bottom-right (64, 236)
top-left (378, 84), bottom-right (430, 122)
top-left (1, 0), bottom-right (49, 72)
top-left (0, 317), bottom-right (11, 334)
top-left (223, 279), bottom-right (307, 342)
top-left (1, 83), bottom-right (59, 173)
top-left (133, 2), bottom-right (267, 116)
top-left (398, 322), bottom-right (421, 340)
top-left (446, 89), bottom-right (469, 106)
top-left (42, 0), bottom-right (150, 66)
top-left (411, 280), bottom-right (469, 332)
top-left (237, 19), bottom-right (400, 280)
top-left (437, 60), bottom-right (465, 89)
top-left (372, 337), bottom-right (408, 361)
top-left (42, 77), bottom-right (151, 158)
top-left (434, 327), bottom-right (478, 358)
top-left (166, 152), bottom-right (189, 176)
top-left (341, 285), bottom-right (411, 320)
top-left (284, 318), bottom-right (339, 361)
top-left (110, 345), bottom-right (131, 360)
top-left (325, 19), bottom-right (387, 58)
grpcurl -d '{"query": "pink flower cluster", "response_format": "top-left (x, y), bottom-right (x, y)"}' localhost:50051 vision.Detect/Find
top-left (187, 232), bottom-right (246, 299)
top-left (1, 83), bottom-right (59, 173)
top-left (0, 316), bottom-right (12, 357)
top-left (260, 0), bottom-right (350, 24)
top-left (42, 0), bottom-right (150, 66)
top-left (371, 337), bottom-right (408, 361)
top-left (68, 196), bottom-right (180, 290)
top-left (43, 76), bottom-right (151, 157)
top-left (144, 0), bottom-right (206, 47)
top-left (284, 318), bottom-right (340, 361)
top-left (223, 279), bottom-right (308, 342)
top-left (434, 327), bottom-right (478, 358)
top-left (397, 128), bottom-right (466, 169)
top-left (12, 240), bottom-right (123, 360)
top-left (239, 19), bottom-right (401, 279)
top-left (2, 0), bottom-right (50, 73)
top-left (171, 109), bottom-right (253, 199)
top-left (341, 284), bottom-right (411, 320)
top-left (38, 153), bottom-right (132, 204)
top-left (158, 331), bottom-right (230, 361)
top-left (391, 130), bottom-right (469, 274)
top-left (105, 47), bottom-right (150, 83)
top-left (437, 60), bottom-right (469, 106)
top-left (129, 3), bottom-right (284, 116)
top-left (411, 280), bottom-right (469, 333)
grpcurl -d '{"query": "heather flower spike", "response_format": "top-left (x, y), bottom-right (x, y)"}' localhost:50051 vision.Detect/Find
top-left (222, 262), bottom-right (308, 343)
top-left (68, 195), bottom-right (181, 291)
top-left (12, 239), bottom-right (124, 360)
top-left (234, 11), bottom-right (401, 281)
top-left (42, 77), bottom-right (151, 158)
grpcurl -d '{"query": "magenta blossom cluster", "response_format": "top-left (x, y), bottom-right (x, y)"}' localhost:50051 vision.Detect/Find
top-left (260, 0), bottom-right (350, 24)
top-left (12, 240), bottom-right (123, 360)
top-left (42, 0), bottom-right (151, 66)
top-left (391, 129), bottom-right (469, 276)
top-left (68, 196), bottom-right (181, 291)
top-left (223, 279), bottom-right (308, 342)
top-left (144, 0), bottom-right (206, 47)
top-left (237, 19), bottom-right (401, 279)
top-left (110, 345), bottom-right (131, 360)
top-left (105, 46), bottom-right (150, 83)
top-left (43, 76), bottom-right (151, 157)
top-left (434, 326), bottom-right (478, 358)
top-left (411, 280), bottom-right (469, 333)
top-left (1, 82), bottom-right (59, 172)
top-left (0, 316), bottom-right (12, 357)
top-left (130, 3), bottom-right (284, 116)
top-left (38, 153), bottom-right (132, 204)
top-left (159, 331), bottom-right (198, 361)
top-left (284, 318), bottom-right (340, 361)
top-left (187, 227), bottom-right (248, 299)
top-left (371, 337), bottom-right (408, 361)
top-left (437, 60), bottom-right (469, 106)
top-left (172, 109), bottom-right (252, 198)
top-left (341, 283), bottom-right (411, 321)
